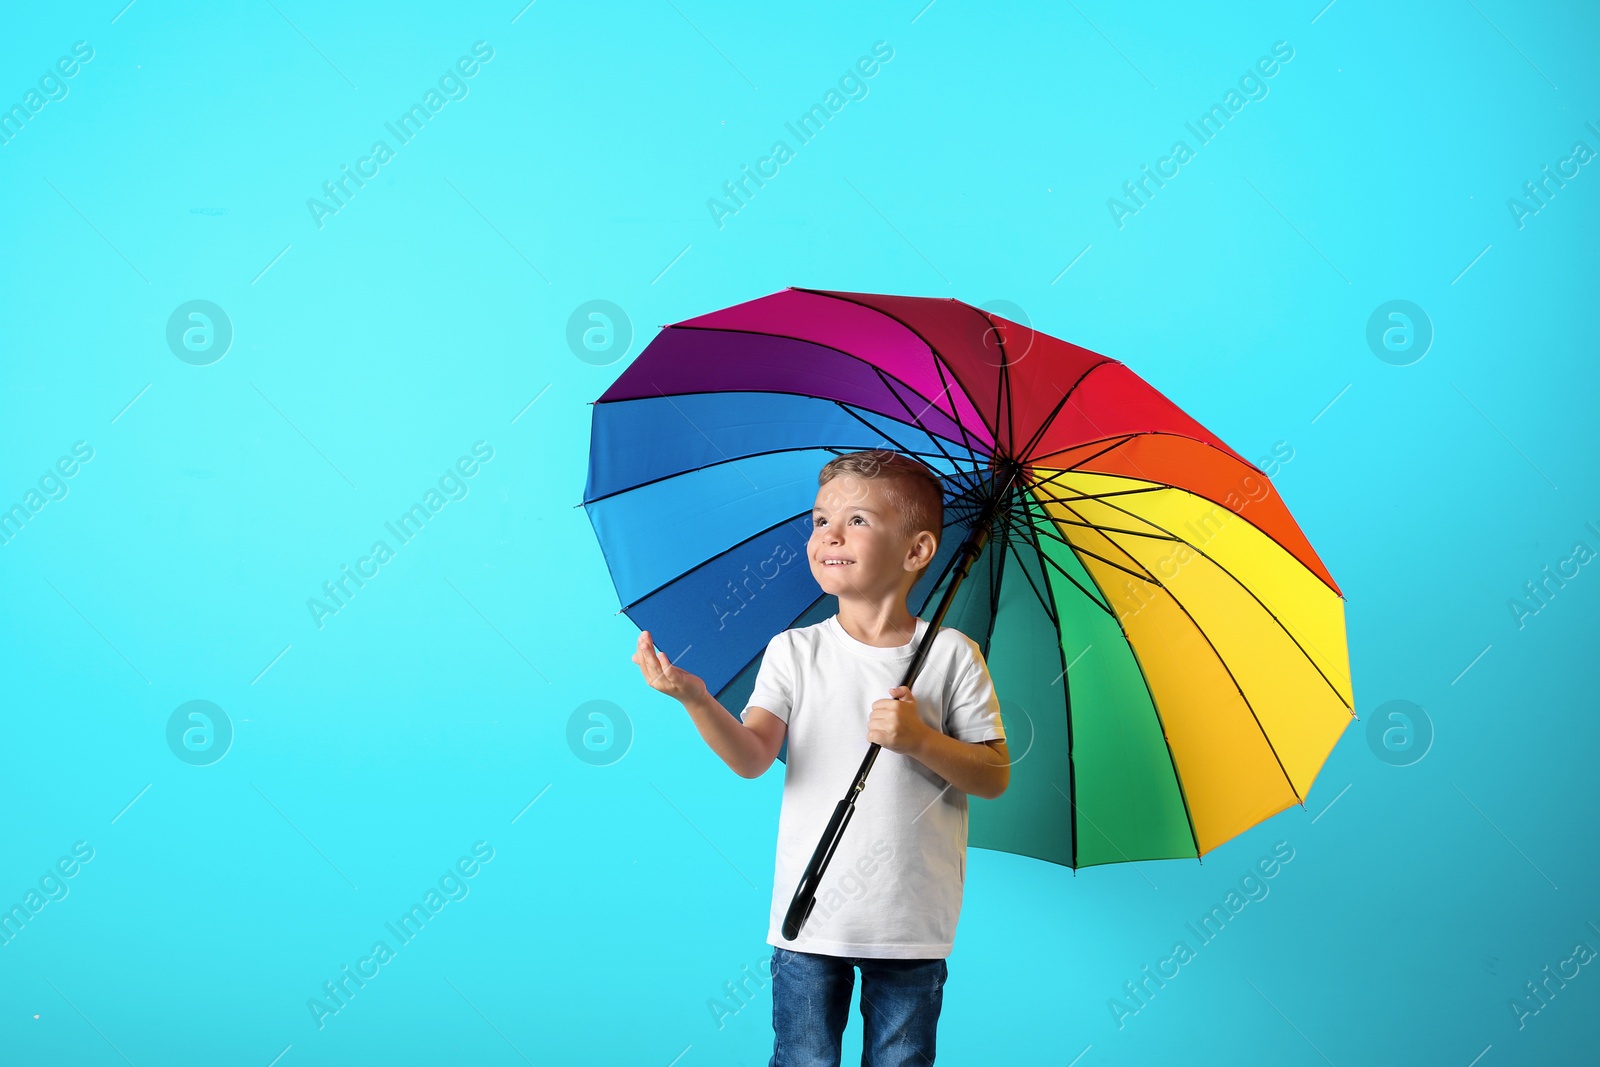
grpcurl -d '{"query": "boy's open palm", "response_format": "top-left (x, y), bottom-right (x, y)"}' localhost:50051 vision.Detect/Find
top-left (634, 631), bottom-right (708, 704)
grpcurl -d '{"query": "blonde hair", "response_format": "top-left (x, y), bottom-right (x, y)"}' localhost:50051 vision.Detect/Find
top-left (817, 450), bottom-right (944, 554)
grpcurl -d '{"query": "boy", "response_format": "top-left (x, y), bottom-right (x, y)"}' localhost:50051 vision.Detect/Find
top-left (632, 449), bottom-right (1008, 1067)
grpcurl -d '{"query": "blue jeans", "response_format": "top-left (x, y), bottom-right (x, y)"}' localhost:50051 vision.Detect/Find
top-left (768, 946), bottom-right (947, 1067)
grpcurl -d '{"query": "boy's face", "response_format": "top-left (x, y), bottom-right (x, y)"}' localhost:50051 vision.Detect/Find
top-left (809, 474), bottom-right (934, 601)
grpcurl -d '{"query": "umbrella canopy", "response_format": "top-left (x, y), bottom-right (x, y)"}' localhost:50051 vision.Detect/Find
top-left (584, 287), bottom-right (1354, 869)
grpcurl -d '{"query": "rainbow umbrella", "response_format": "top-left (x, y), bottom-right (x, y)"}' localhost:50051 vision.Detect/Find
top-left (584, 287), bottom-right (1353, 925)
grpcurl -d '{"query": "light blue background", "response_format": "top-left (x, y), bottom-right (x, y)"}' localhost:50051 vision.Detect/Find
top-left (2, 1), bottom-right (1597, 1064)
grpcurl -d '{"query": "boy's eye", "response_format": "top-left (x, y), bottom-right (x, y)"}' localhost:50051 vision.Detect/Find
top-left (812, 516), bottom-right (867, 526)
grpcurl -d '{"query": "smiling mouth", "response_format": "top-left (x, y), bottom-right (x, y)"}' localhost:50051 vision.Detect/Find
top-left (820, 559), bottom-right (855, 566)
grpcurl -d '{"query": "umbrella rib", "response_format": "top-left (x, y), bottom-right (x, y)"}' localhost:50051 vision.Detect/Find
top-left (948, 474), bottom-right (996, 519)
top-left (611, 510), bottom-right (813, 613)
top-left (830, 398), bottom-right (967, 475)
top-left (994, 511), bottom-right (1059, 628)
top-left (1034, 429), bottom-right (1246, 478)
top-left (986, 306), bottom-right (1013, 458)
top-left (664, 321), bottom-right (987, 453)
top-left (964, 303), bottom-right (1014, 459)
top-left (981, 491), bottom-right (1013, 650)
top-left (1044, 491), bottom-right (1204, 598)
top-left (1029, 461), bottom-right (1150, 495)
top-left (1033, 430), bottom-right (1275, 502)
top-left (1014, 360), bottom-right (1119, 463)
top-left (612, 465), bottom-right (989, 616)
top-left (1025, 509), bottom-right (1180, 544)
top-left (1029, 485), bottom-right (1172, 508)
top-left (1043, 521), bottom-right (1203, 863)
top-left (812, 406), bottom-right (972, 483)
top-left (1002, 496), bottom-right (1081, 867)
top-left (908, 478), bottom-right (994, 619)
top-left (827, 404), bottom-right (992, 529)
top-left (1036, 425), bottom-right (1286, 534)
top-left (1030, 467), bottom-right (1231, 509)
top-left (1065, 485), bottom-right (1353, 714)
top-left (1026, 462), bottom-right (1171, 503)
top-left (794, 289), bottom-right (998, 454)
top-left (993, 499), bottom-right (1079, 627)
top-left (1004, 479), bottom-right (1196, 863)
top-left (921, 354), bottom-right (990, 466)
top-left (583, 436), bottom-right (962, 507)
top-left (1001, 315), bottom-right (1015, 461)
top-left (1013, 504), bottom-right (1157, 594)
top-left (1032, 447), bottom-right (1346, 599)
top-left (1045, 494), bottom-right (1323, 812)
top-left (997, 505), bottom-right (1119, 620)
top-left (935, 499), bottom-right (1009, 665)
top-left (1031, 431), bottom-right (1145, 475)
top-left (857, 373), bottom-right (987, 486)
top-left (1030, 537), bottom-right (1145, 614)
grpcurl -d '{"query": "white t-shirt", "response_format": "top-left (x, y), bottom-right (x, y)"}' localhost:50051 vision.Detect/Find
top-left (740, 613), bottom-right (1005, 959)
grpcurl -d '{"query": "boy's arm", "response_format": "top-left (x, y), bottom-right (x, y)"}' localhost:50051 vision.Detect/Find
top-left (870, 657), bottom-right (1009, 799)
top-left (636, 629), bottom-right (784, 779)
top-left (680, 690), bottom-right (786, 779)
top-left (909, 733), bottom-right (1010, 800)
top-left (913, 644), bottom-right (1009, 799)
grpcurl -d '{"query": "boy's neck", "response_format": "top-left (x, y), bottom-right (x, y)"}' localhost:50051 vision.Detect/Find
top-left (835, 596), bottom-right (920, 648)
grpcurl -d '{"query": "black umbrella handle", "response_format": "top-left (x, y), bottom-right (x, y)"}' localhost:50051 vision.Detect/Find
top-left (781, 795), bottom-right (859, 940)
top-left (779, 460), bottom-right (1025, 942)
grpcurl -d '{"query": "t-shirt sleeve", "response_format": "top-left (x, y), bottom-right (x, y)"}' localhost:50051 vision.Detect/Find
top-left (945, 642), bottom-right (1005, 743)
top-left (740, 633), bottom-right (794, 724)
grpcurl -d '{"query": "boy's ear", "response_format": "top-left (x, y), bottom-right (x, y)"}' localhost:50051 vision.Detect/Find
top-left (905, 529), bottom-right (937, 570)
